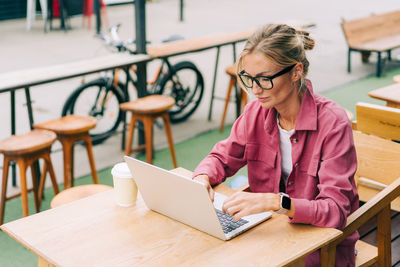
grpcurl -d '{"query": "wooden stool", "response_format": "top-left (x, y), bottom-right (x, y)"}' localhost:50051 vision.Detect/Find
top-left (51, 184), bottom-right (112, 208)
top-left (34, 115), bottom-right (99, 190)
top-left (0, 130), bottom-right (60, 224)
top-left (120, 95), bottom-right (178, 168)
top-left (219, 65), bottom-right (248, 133)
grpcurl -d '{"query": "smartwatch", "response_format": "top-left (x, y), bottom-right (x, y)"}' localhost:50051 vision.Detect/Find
top-left (275, 193), bottom-right (291, 214)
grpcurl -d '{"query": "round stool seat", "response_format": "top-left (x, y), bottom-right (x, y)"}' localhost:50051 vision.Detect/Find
top-left (225, 65), bottom-right (236, 77)
top-left (120, 95), bottom-right (175, 115)
top-left (393, 74), bottom-right (400, 83)
top-left (0, 129), bottom-right (56, 156)
top-left (50, 184), bottom-right (112, 208)
top-left (34, 115), bottom-right (97, 135)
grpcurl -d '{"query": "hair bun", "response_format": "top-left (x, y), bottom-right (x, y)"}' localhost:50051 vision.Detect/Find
top-left (296, 29), bottom-right (315, 50)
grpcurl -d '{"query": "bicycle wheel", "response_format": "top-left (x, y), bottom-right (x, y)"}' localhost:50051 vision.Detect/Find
top-left (61, 78), bottom-right (125, 145)
top-left (157, 61), bottom-right (204, 123)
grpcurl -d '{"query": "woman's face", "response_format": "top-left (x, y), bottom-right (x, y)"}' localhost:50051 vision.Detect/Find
top-left (241, 52), bottom-right (299, 110)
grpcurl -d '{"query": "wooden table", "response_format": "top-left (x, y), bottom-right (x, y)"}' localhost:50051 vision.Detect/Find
top-left (1, 168), bottom-right (341, 267)
top-left (368, 83), bottom-right (400, 108)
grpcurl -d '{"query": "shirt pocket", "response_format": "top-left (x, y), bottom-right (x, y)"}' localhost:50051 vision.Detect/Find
top-left (245, 143), bottom-right (277, 191)
top-left (297, 158), bottom-right (320, 199)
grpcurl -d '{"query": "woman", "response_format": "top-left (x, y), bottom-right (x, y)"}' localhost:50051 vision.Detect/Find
top-left (193, 24), bottom-right (359, 267)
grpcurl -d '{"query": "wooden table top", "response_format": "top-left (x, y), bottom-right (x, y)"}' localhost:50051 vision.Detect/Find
top-left (368, 83), bottom-right (400, 105)
top-left (1, 168), bottom-right (341, 267)
top-left (0, 53), bottom-right (151, 93)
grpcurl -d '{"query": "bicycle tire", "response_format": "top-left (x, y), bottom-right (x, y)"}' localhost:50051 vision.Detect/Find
top-left (61, 78), bottom-right (125, 145)
top-left (157, 61), bottom-right (204, 123)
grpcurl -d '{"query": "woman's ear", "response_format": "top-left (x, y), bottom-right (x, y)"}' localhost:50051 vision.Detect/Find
top-left (292, 63), bottom-right (304, 82)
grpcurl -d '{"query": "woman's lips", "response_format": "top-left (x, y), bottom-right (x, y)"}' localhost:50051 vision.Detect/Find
top-left (257, 97), bottom-right (269, 103)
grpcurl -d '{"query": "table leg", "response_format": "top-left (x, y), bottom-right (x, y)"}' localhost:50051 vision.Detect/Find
top-left (208, 46), bottom-right (220, 121)
top-left (320, 244), bottom-right (336, 267)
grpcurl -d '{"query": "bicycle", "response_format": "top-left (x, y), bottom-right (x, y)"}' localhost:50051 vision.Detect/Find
top-left (61, 24), bottom-right (205, 145)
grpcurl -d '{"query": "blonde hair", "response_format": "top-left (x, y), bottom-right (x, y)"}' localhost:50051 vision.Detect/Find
top-left (237, 24), bottom-right (315, 91)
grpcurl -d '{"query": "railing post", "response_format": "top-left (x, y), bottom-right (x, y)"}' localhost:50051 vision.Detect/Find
top-left (134, 0), bottom-right (147, 146)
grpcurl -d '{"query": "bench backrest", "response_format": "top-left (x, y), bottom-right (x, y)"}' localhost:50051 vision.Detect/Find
top-left (353, 130), bottom-right (400, 188)
top-left (355, 102), bottom-right (400, 141)
top-left (341, 10), bottom-right (400, 46)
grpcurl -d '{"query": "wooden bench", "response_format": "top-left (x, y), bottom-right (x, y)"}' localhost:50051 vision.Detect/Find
top-left (327, 131), bottom-right (400, 266)
top-left (352, 102), bottom-right (400, 212)
top-left (341, 10), bottom-right (400, 77)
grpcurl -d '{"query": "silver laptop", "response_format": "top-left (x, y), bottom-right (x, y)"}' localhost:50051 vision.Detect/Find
top-left (124, 156), bottom-right (272, 240)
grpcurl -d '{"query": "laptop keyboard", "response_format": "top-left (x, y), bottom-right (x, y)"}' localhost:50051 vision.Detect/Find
top-left (216, 209), bottom-right (249, 234)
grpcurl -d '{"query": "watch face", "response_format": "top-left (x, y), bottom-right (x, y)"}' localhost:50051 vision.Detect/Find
top-left (281, 195), bottom-right (291, 210)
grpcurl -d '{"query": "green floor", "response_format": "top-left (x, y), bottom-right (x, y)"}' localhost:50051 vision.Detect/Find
top-left (1, 66), bottom-right (400, 266)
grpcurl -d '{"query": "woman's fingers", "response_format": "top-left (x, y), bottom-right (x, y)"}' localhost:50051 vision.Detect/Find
top-left (222, 192), bottom-right (279, 220)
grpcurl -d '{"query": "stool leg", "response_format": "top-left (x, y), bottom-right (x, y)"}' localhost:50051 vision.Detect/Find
top-left (219, 77), bottom-right (236, 133)
top-left (83, 134), bottom-right (99, 184)
top-left (0, 157), bottom-right (10, 225)
top-left (143, 116), bottom-right (154, 164)
top-left (38, 160), bottom-right (48, 206)
top-left (61, 139), bottom-right (73, 189)
top-left (125, 116), bottom-right (137, 156)
top-left (17, 159), bottom-right (29, 218)
top-left (30, 162), bottom-right (40, 213)
top-left (161, 113), bottom-right (177, 168)
top-left (45, 154), bottom-right (60, 195)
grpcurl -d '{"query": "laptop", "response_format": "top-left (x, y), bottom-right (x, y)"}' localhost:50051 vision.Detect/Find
top-left (124, 156), bottom-right (272, 240)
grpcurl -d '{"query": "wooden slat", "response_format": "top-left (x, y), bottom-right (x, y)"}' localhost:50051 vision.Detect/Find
top-left (356, 102), bottom-right (400, 140)
top-left (353, 130), bottom-right (400, 187)
top-left (355, 240), bottom-right (378, 267)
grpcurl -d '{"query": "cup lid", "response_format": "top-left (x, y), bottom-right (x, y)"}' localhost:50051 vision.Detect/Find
top-left (111, 162), bottom-right (132, 178)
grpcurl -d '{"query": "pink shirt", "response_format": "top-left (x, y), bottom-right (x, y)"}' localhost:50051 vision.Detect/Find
top-left (193, 81), bottom-right (359, 267)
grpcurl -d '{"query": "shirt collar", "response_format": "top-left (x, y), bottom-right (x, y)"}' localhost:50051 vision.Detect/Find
top-left (264, 79), bottom-right (317, 133)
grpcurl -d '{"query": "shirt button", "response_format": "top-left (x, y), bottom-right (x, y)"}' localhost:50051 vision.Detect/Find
top-left (288, 181), bottom-right (294, 186)
top-left (292, 138), bottom-right (298, 143)
top-left (294, 162), bottom-right (299, 168)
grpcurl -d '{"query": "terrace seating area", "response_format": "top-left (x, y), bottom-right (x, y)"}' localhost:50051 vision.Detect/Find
top-left (1, 1), bottom-right (400, 266)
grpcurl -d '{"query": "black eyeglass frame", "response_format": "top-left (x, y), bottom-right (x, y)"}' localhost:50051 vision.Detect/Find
top-left (238, 64), bottom-right (296, 90)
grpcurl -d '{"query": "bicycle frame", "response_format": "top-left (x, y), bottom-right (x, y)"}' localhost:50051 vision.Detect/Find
top-left (112, 58), bottom-right (176, 102)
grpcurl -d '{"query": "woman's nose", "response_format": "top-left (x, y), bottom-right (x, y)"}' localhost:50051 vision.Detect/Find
top-left (251, 83), bottom-right (263, 95)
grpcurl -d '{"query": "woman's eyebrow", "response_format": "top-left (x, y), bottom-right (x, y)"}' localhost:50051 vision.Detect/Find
top-left (242, 70), bottom-right (273, 76)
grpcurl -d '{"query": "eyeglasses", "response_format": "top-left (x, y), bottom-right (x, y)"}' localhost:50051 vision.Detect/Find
top-left (238, 64), bottom-right (296, 91)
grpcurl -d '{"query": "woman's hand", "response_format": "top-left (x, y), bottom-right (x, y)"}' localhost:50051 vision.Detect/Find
top-left (222, 192), bottom-right (280, 221)
top-left (193, 174), bottom-right (215, 202)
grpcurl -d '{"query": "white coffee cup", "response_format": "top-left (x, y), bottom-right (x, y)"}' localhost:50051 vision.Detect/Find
top-left (111, 162), bottom-right (138, 207)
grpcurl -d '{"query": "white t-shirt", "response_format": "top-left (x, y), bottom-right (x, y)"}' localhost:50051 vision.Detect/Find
top-left (277, 117), bottom-right (294, 186)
